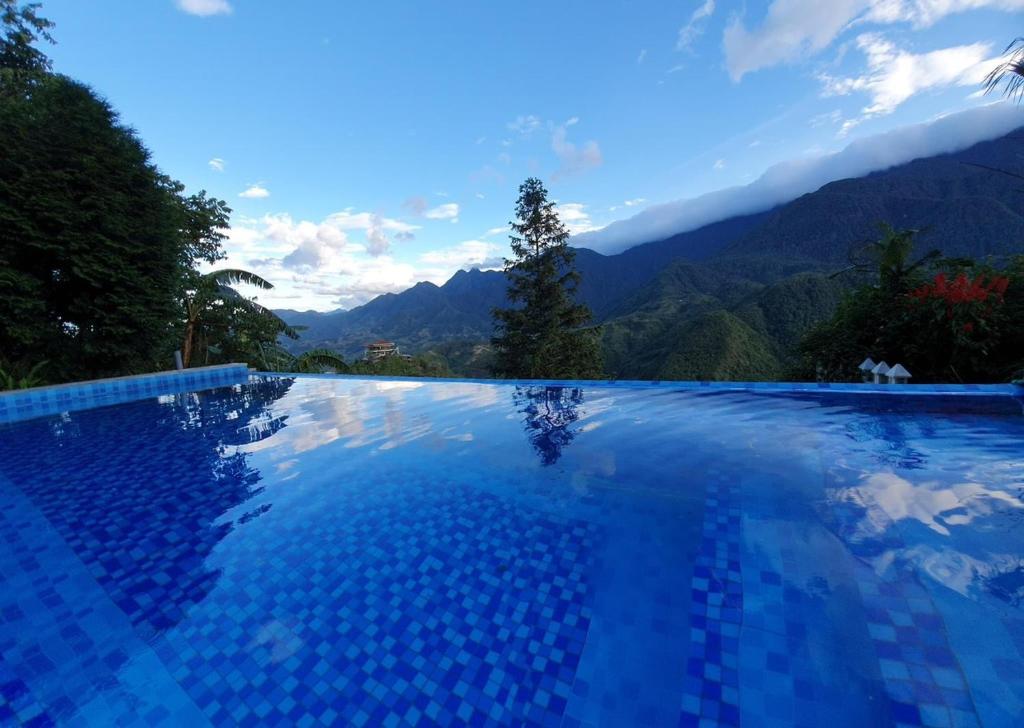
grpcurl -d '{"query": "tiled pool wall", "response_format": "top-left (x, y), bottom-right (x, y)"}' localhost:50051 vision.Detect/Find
top-left (0, 364), bottom-right (251, 424)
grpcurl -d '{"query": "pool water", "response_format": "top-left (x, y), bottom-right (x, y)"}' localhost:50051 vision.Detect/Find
top-left (1, 376), bottom-right (1022, 727)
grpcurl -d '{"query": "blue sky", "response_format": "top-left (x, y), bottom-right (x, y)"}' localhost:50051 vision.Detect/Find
top-left (41, 0), bottom-right (1024, 310)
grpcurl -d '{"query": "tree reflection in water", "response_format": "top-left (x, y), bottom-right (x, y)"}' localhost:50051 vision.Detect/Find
top-left (514, 386), bottom-right (585, 466)
top-left (0, 376), bottom-right (295, 638)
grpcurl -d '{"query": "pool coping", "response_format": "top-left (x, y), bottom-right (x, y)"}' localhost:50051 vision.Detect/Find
top-left (251, 371), bottom-right (1019, 397)
top-left (0, 364), bottom-right (252, 424)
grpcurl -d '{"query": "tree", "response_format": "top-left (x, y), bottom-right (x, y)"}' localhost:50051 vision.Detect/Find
top-left (0, 73), bottom-right (188, 379)
top-left (491, 178), bottom-right (603, 379)
top-left (181, 269), bottom-right (297, 369)
top-left (0, 0), bottom-right (53, 86)
top-left (1, 4), bottom-right (241, 382)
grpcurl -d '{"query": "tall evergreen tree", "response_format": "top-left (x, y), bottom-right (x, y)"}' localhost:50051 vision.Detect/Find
top-left (491, 178), bottom-right (603, 379)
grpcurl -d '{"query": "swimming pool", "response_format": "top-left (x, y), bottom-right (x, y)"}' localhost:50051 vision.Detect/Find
top-left (1, 375), bottom-right (1022, 726)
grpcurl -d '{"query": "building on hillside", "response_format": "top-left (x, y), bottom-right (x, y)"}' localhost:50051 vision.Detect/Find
top-left (365, 340), bottom-right (399, 362)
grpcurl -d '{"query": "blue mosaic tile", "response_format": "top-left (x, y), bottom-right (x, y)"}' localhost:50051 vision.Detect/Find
top-left (1, 374), bottom-right (1021, 726)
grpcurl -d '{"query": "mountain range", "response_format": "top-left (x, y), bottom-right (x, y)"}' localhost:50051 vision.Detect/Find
top-left (277, 130), bottom-right (1024, 380)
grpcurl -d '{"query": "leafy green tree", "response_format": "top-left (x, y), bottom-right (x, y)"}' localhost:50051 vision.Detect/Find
top-left (0, 0), bottom-right (53, 86)
top-left (0, 73), bottom-right (188, 379)
top-left (1, 4), bottom-right (243, 381)
top-left (491, 178), bottom-right (603, 379)
top-left (181, 269), bottom-right (297, 369)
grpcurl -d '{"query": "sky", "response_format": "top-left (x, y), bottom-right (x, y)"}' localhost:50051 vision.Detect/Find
top-left (39, 0), bottom-right (1024, 311)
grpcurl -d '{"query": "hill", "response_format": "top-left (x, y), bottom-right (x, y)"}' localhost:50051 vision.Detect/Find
top-left (278, 130), bottom-right (1024, 378)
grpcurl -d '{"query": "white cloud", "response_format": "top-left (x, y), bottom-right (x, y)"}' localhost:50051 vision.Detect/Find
top-left (208, 157), bottom-right (225, 172)
top-left (243, 210), bottom-right (418, 269)
top-left (865, 0), bottom-right (1024, 26)
top-left (213, 211), bottom-right (430, 310)
top-left (176, 0), bottom-right (232, 17)
top-left (419, 240), bottom-right (503, 268)
top-left (551, 121), bottom-right (603, 179)
top-left (677, 0), bottom-right (716, 51)
top-left (507, 114), bottom-right (542, 135)
top-left (239, 184), bottom-right (270, 199)
top-left (624, 198), bottom-right (646, 207)
top-left (483, 226), bottom-right (510, 238)
top-left (573, 102), bottom-right (1024, 253)
top-left (820, 34), bottom-right (996, 134)
top-left (713, 158), bottom-right (726, 170)
top-left (724, 0), bottom-right (863, 81)
top-left (365, 215), bottom-right (391, 257)
top-left (810, 110), bottom-right (843, 127)
top-left (723, 0), bottom-right (1024, 81)
top-left (424, 202), bottom-right (460, 223)
top-left (556, 202), bottom-right (600, 235)
top-left (637, 48), bottom-right (648, 64)
top-left (402, 196), bottom-right (428, 216)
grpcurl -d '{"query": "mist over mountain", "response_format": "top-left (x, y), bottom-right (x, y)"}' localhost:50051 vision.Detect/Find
top-left (278, 127), bottom-right (1024, 378)
top-left (575, 102), bottom-right (1024, 255)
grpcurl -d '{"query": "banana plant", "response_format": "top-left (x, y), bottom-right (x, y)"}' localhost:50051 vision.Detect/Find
top-left (181, 269), bottom-right (296, 368)
top-left (256, 344), bottom-right (348, 374)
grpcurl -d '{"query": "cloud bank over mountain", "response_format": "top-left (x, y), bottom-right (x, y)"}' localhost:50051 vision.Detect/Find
top-left (574, 102), bottom-right (1024, 255)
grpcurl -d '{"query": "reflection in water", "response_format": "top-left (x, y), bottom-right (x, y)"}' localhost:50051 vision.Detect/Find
top-left (0, 376), bottom-right (295, 638)
top-left (985, 562), bottom-right (1024, 607)
top-left (514, 386), bottom-right (584, 466)
top-left (835, 472), bottom-right (1023, 537)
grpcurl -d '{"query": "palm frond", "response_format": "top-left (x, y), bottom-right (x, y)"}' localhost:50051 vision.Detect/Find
top-left (295, 349), bottom-right (348, 372)
top-left (984, 37), bottom-right (1024, 103)
top-left (216, 285), bottom-right (299, 338)
top-left (206, 268), bottom-right (274, 290)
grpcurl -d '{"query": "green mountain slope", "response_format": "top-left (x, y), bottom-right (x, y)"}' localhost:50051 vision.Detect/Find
top-left (657, 311), bottom-right (780, 381)
top-left (277, 129), bottom-right (1024, 378)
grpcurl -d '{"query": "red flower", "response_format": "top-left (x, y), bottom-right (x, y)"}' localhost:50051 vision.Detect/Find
top-left (963, 322), bottom-right (974, 334)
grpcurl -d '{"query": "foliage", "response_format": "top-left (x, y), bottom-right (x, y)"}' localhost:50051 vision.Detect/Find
top-left (348, 354), bottom-right (451, 378)
top-left (491, 178), bottom-right (603, 379)
top-left (180, 269), bottom-right (296, 369)
top-left (797, 227), bottom-right (1024, 383)
top-left (0, 0), bottom-right (53, 87)
top-left (985, 37), bottom-right (1024, 103)
top-left (0, 72), bottom-right (187, 379)
top-left (657, 311), bottom-right (781, 381)
top-left (0, 6), bottom-right (262, 382)
top-left (0, 358), bottom-right (46, 390)
top-left (422, 340), bottom-right (495, 378)
top-left (255, 346), bottom-right (349, 374)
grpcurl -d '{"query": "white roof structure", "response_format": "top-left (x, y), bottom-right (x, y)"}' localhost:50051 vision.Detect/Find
top-left (871, 361), bottom-right (890, 375)
top-left (887, 364), bottom-right (912, 379)
top-left (858, 357), bottom-right (877, 371)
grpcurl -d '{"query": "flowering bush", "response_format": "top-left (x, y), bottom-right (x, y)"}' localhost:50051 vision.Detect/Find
top-left (798, 232), bottom-right (1024, 383)
top-left (908, 272), bottom-right (1011, 350)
